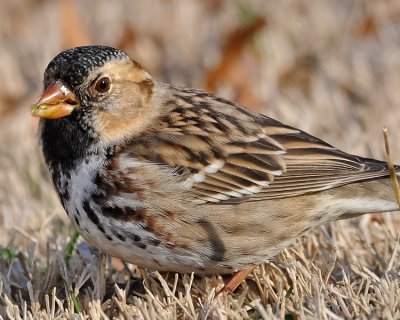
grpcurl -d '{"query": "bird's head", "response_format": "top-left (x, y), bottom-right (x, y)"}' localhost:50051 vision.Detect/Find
top-left (32, 46), bottom-right (157, 148)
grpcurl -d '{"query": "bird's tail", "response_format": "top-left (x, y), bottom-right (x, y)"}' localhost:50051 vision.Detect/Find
top-left (334, 176), bottom-right (400, 220)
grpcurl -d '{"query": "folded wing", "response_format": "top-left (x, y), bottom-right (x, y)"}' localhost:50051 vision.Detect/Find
top-left (129, 89), bottom-right (392, 204)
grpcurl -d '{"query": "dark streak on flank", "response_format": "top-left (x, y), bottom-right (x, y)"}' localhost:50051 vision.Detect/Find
top-left (83, 200), bottom-right (100, 225)
top-left (148, 238), bottom-right (161, 247)
top-left (93, 174), bottom-right (118, 202)
top-left (152, 258), bottom-right (162, 267)
top-left (100, 205), bottom-right (147, 222)
top-left (74, 216), bottom-right (80, 227)
top-left (97, 224), bottom-right (105, 234)
top-left (135, 242), bottom-right (147, 249)
top-left (102, 205), bottom-right (124, 217)
top-left (113, 231), bottom-right (126, 242)
top-left (126, 207), bottom-right (147, 221)
top-left (166, 242), bottom-right (176, 249)
top-left (61, 189), bottom-right (70, 203)
top-left (197, 218), bottom-right (225, 262)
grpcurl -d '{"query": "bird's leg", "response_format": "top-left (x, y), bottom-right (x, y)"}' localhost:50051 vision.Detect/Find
top-left (215, 264), bottom-right (257, 298)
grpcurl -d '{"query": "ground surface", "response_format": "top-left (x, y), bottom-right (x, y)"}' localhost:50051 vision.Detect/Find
top-left (1, 1), bottom-right (400, 319)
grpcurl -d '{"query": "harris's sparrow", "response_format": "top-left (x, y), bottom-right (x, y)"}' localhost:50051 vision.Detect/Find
top-left (31, 46), bottom-right (399, 292)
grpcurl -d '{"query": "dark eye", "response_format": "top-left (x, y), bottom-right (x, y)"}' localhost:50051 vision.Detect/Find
top-left (94, 77), bottom-right (111, 93)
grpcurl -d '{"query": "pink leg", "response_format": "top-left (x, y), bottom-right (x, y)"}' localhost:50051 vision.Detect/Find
top-left (215, 264), bottom-right (257, 298)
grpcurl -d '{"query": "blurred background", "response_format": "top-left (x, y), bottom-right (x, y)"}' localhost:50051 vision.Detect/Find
top-left (1, 0), bottom-right (400, 246)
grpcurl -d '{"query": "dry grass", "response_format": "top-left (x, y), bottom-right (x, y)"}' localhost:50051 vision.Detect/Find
top-left (1, 1), bottom-right (400, 319)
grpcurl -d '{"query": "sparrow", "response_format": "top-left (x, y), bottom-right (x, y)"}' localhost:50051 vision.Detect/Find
top-left (31, 46), bottom-right (399, 293)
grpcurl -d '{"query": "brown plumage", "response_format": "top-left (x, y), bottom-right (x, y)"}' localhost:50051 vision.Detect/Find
top-left (31, 46), bottom-right (398, 287)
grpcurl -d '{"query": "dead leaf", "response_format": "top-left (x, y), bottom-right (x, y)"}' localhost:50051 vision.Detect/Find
top-left (60, 0), bottom-right (91, 49)
top-left (116, 25), bottom-right (136, 52)
top-left (205, 17), bottom-right (267, 93)
top-left (278, 54), bottom-right (319, 99)
top-left (353, 16), bottom-right (378, 38)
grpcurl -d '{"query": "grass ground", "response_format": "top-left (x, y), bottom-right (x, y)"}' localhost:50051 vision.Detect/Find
top-left (1, 1), bottom-right (400, 319)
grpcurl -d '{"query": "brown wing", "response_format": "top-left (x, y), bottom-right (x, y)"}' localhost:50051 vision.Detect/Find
top-left (129, 88), bottom-right (391, 204)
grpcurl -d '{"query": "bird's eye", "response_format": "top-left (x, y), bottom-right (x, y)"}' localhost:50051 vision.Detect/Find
top-left (94, 77), bottom-right (111, 93)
